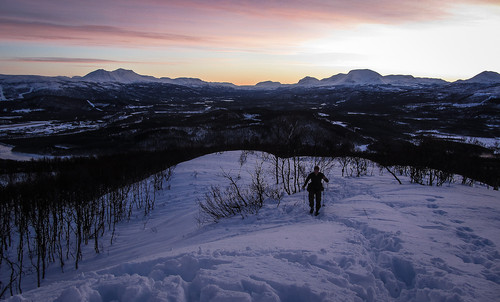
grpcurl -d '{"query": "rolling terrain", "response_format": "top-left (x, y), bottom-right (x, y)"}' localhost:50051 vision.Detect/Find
top-left (0, 69), bottom-right (498, 157)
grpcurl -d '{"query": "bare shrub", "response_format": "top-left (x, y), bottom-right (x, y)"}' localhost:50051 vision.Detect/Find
top-left (197, 165), bottom-right (268, 224)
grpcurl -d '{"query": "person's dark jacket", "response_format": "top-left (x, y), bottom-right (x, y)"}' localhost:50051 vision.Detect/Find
top-left (304, 172), bottom-right (329, 192)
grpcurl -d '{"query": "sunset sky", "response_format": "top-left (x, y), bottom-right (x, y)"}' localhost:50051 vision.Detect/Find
top-left (1, 0), bottom-right (499, 84)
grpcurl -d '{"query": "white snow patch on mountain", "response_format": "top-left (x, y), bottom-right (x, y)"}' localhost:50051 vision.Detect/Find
top-left (4, 151), bottom-right (500, 302)
top-left (86, 100), bottom-right (103, 111)
top-left (18, 87), bottom-right (33, 99)
top-left (243, 114), bottom-right (260, 121)
top-left (11, 108), bottom-right (45, 114)
top-left (0, 85), bottom-right (7, 101)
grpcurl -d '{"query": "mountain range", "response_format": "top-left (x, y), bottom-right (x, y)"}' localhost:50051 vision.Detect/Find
top-left (78, 68), bottom-right (500, 87)
top-left (2, 68), bottom-right (500, 90)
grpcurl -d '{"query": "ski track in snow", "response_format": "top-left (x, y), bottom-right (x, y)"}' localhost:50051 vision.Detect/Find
top-left (5, 151), bottom-right (500, 302)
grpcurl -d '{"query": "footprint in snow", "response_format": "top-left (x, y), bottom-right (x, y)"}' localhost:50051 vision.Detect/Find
top-left (433, 210), bottom-right (447, 216)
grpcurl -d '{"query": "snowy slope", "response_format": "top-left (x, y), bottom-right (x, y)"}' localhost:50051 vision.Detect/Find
top-left (5, 151), bottom-right (500, 302)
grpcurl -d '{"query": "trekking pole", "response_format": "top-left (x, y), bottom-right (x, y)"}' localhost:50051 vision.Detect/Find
top-left (323, 182), bottom-right (328, 207)
top-left (303, 188), bottom-right (306, 210)
top-left (322, 185), bottom-right (325, 207)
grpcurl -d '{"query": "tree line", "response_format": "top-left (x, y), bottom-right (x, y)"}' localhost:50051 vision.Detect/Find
top-left (198, 150), bottom-right (498, 224)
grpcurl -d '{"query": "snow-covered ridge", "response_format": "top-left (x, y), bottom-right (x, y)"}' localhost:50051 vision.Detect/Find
top-left (5, 151), bottom-right (499, 302)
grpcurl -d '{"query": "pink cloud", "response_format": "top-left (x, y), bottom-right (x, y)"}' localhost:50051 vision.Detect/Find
top-left (1, 0), bottom-right (498, 50)
top-left (153, 0), bottom-right (499, 24)
top-left (3, 0), bottom-right (498, 26)
top-left (0, 18), bottom-right (207, 47)
top-left (5, 57), bottom-right (123, 64)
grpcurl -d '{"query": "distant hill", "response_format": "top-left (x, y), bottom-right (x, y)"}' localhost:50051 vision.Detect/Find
top-left (297, 76), bottom-right (321, 86)
top-left (255, 80), bottom-right (282, 89)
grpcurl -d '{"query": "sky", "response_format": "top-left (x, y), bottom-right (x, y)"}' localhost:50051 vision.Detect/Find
top-left (0, 0), bottom-right (499, 85)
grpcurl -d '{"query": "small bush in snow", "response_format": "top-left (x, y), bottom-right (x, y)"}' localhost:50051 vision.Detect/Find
top-left (198, 166), bottom-right (268, 224)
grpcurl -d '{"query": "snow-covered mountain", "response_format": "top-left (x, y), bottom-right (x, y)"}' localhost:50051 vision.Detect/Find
top-left (326, 69), bottom-right (387, 85)
top-left (296, 70), bottom-right (448, 87)
top-left (81, 68), bottom-right (159, 83)
top-left (4, 151), bottom-right (499, 301)
top-left (459, 71), bottom-right (500, 84)
top-left (81, 69), bottom-right (238, 88)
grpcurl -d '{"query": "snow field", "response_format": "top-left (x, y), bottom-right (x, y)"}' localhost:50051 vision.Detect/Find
top-left (5, 151), bottom-right (500, 302)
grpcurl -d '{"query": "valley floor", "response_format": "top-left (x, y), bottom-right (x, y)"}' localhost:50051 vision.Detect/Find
top-left (5, 151), bottom-right (500, 302)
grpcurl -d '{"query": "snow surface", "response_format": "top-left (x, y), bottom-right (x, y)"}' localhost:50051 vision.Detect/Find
top-left (0, 144), bottom-right (49, 161)
top-left (408, 131), bottom-right (500, 151)
top-left (5, 151), bottom-right (500, 302)
top-left (11, 109), bottom-right (45, 113)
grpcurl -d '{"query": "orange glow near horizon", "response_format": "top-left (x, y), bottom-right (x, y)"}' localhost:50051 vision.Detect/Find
top-left (0, 0), bottom-right (499, 85)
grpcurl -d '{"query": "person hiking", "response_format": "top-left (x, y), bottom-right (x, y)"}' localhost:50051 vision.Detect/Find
top-left (303, 166), bottom-right (329, 216)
